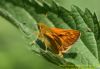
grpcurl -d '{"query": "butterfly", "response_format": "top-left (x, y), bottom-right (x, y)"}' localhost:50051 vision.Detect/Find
top-left (37, 23), bottom-right (80, 57)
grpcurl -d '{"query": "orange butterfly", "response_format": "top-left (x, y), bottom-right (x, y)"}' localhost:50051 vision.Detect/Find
top-left (37, 23), bottom-right (80, 57)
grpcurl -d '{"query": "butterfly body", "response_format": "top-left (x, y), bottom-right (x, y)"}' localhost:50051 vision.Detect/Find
top-left (37, 23), bottom-right (80, 57)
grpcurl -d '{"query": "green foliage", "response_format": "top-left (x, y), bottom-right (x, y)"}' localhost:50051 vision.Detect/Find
top-left (0, 0), bottom-right (100, 69)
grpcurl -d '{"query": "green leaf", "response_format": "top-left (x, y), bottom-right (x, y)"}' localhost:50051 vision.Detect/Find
top-left (58, 6), bottom-right (76, 29)
top-left (97, 39), bottom-right (100, 62)
top-left (71, 6), bottom-right (98, 59)
top-left (84, 8), bottom-right (94, 32)
top-left (92, 12), bottom-right (100, 40)
top-left (47, 12), bottom-right (70, 29)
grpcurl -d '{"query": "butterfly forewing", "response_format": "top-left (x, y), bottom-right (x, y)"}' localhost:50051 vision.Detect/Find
top-left (50, 28), bottom-right (80, 53)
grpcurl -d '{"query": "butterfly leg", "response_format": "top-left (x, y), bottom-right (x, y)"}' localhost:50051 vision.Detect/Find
top-left (30, 41), bottom-right (35, 45)
top-left (42, 44), bottom-right (48, 52)
top-left (44, 39), bottom-right (48, 52)
top-left (62, 46), bottom-right (71, 53)
top-left (30, 30), bottom-right (40, 45)
top-left (38, 33), bottom-right (48, 52)
top-left (58, 51), bottom-right (63, 57)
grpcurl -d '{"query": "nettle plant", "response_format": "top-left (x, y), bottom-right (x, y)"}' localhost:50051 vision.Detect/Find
top-left (0, 0), bottom-right (100, 69)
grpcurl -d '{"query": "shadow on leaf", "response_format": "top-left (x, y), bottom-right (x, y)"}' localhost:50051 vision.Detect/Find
top-left (64, 52), bottom-right (77, 59)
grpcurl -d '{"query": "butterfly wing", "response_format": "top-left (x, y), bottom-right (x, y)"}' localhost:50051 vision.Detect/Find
top-left (38, 23), bottom-right (62, 54)
top-left (43, 33), bottom-right (60, 54)
top-left (50, 28), bottom-right (80, 53)
top-left (37, 23), bottom-right (80, 56)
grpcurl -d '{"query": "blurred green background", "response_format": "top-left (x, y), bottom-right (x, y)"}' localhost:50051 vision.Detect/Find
top-left (0, 0), bottom-right (100, 69)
